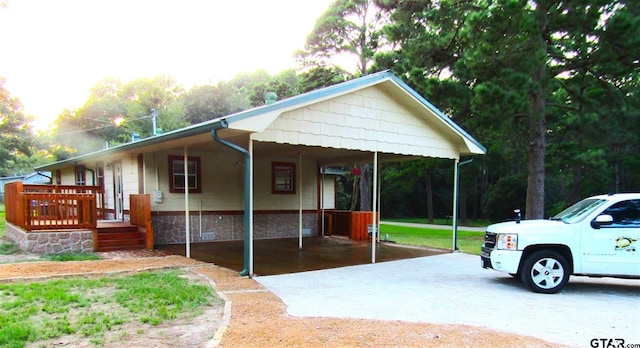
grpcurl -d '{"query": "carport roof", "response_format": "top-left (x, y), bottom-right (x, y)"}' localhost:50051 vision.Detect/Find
top-left (37, 70), bottom-right (485, 170)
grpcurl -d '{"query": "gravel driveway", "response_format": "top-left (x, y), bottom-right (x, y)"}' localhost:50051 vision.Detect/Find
top-left (257, 252), bottom-right (640, 347)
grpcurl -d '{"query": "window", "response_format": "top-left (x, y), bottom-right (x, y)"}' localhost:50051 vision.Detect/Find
top-left (272, 162), bottom-right (296, 194)
top-left (600, 200), bottom-right (640, 227)
top-left (169, 156), bottom-right (201, 193)
top-left (96, 162), bottom-right (105, 189)
top-left (75, 166), bottom-right (86, 185)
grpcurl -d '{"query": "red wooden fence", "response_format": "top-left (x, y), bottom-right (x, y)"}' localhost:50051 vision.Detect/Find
top-left (325, 211), bottom-right (379, 240)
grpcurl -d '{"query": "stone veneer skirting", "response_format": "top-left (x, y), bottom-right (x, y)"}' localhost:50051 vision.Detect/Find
top-left (153, 211), bottom-right (319, 245)
top-left (5, 223), bottom-right (94, 253)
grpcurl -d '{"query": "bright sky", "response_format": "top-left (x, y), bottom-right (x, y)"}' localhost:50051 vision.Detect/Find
top-left (0, 0), bottom-right (334, 130)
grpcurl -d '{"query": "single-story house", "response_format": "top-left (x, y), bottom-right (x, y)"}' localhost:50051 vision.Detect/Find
top-left (25, 70), bottom-right (485, 275)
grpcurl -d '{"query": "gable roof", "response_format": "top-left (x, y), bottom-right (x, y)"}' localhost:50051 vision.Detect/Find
top-left (37, 71), bottom-right (485, 170)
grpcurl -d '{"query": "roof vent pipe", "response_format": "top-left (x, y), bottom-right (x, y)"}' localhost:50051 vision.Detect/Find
top-left (264, 91), bottom-right (277, 105)
top-left (211, 119), bottom-right (252, 277)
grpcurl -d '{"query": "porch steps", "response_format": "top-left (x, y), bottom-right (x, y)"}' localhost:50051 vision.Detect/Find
top-left (96, 224), bottom-right (146, 252)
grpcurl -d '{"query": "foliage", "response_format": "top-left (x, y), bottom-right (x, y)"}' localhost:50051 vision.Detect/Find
top-left (377, 0), bottom-right (640, 219)
top-left (0, 243), bottom-right (19, 255)
top-left (297, 65), bottom-right (351, 93)
top-left (53, 75), bottom-right (187, 156)
top-left (0, 78), bottom-right (37, 177)
top-left (297, 0), bottom-right (389, 75)
top-left (0, 270), bottom-right (217, 347)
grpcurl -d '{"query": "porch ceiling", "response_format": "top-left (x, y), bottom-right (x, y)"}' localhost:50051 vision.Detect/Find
top-left (146, 129), bottom-right (422, 166)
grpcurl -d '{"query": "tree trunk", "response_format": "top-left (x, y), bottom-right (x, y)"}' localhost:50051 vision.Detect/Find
top-left (359, 164), bottom-right (372, 211)
top-left (525, 77), bottom-right (546, 219)
top-left (525, 9), bottom-right (548, 220)
top-left (425, 168), bottom-right (434, 223)
top-left (459, 185), bottom-right (468, 225)
top-left (350, 176), bottom-right (360, 211)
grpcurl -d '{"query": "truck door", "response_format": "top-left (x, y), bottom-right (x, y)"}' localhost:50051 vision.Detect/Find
top-left (581, 199), bottom-right (640, 275)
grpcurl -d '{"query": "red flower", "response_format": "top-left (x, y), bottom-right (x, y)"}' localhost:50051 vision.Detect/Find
top-left (351, 167), bottom-right (361, 176)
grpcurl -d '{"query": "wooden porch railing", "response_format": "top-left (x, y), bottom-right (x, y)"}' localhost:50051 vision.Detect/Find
top-left (21, 184), bottom-right (106, 219)
top-left (5, 182), bottom-right (103, 231)
top-left (129, 194), bottom-right (154, 248)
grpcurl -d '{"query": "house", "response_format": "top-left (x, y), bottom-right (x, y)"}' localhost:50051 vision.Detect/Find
top-left (23, 71), bottom-right (485, 274)
top-left (0, 172), bottom-right (51, 203)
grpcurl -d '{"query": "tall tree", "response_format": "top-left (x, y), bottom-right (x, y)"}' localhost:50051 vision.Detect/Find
top-left (0, 78), bottom-right (35, 176)
top-left (54, 75), bottom-right (187, 155)
top-left (379, 0), bottom-right (639, 219)
top-left (297, 0), bottom-right (389, 75)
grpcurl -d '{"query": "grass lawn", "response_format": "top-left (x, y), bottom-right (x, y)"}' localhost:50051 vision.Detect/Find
top-left (380, 223), bottom-right (485, 255)
top-left (0, 270), bottom-right (219, 347)
top-left (384, 217), bottom-right (490, 227)
top-left (0, 205), bottom-right (5, 239)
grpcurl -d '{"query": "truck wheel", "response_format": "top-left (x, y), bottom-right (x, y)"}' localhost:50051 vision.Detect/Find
top-left (520, 250), bottom-right (570, 294)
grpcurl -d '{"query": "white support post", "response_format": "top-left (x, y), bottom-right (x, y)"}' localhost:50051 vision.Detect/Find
top-left (299, 154), bottom-right (303, 250)
top-left (320, 166), bottom-right (325, 237)
top-left (249, 140), bottom-right (254, 275)
top-left (452, 158), bottom-right (459, 251)
top-left (372, 151), bottom-right (378, 263)
top-left (184, 145), bottom-right (190, 258)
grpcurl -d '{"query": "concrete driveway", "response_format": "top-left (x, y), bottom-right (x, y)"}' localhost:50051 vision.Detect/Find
top-left (256, 253), bottom-right (640, 347)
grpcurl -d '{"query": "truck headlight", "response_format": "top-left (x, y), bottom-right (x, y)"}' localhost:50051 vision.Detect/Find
top-left (497, 234), bottom-right (518, 250)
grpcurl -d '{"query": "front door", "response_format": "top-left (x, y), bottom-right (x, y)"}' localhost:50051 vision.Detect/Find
top-left (581, 199), bottom-right (640, 275)
top-left (113, 161), bottom-right (124, 221)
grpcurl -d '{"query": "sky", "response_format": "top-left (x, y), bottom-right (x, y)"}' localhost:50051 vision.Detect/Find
top-left (0, 0), bottom-right (335, 130)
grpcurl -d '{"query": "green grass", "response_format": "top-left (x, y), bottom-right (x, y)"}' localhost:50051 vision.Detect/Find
top-left (0, 270), bottom-right (219, 347)
top-left (379, 224), bottom-right (485, 255)
top-left (0, 206), bottom-right (6, 239)
top-left (0, 242), bottom-right (20, 255)
top-left (384, 217), bottom-right (490, 227)
top-left (41, 252), bottom-right (102, 262)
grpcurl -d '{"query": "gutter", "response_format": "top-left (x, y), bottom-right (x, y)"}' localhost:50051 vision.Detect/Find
top-left (211, 119), bottom-right (251, 277)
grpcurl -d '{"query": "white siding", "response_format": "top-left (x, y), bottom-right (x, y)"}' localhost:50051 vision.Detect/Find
top-left (144, 150), bottom-right (318, 212)
top-left (251, 86), bottom-right (459, 159)
top-left (322, 176), bottom-right (336, 209)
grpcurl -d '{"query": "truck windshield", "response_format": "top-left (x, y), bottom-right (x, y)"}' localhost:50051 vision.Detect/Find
top-left (550, 198), bottom-right (607, 223)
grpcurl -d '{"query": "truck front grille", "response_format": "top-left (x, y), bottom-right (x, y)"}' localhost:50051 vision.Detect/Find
top-left (484, 232), bottom-right (497, 249)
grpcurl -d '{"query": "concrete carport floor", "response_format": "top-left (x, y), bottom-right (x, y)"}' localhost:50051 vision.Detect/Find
top-left (255, 252), bottom-right (640, 348)
top-left (157, 236), bottom-right (448, 276)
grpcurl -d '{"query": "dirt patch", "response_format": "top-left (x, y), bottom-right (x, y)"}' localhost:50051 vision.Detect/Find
top-left (0, 248), bottom-right (565, 347)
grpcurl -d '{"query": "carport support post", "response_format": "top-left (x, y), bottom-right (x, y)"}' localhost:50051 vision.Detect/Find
top-left (371, 151), bottom-right (378, 263)
top-left (321, 166), bottom-right (325, 237)
top-left (211, 121), bottom-right (253, 277)
top-left (452, 158), bottom-right (473, 251)
top-left (298, 153), bottom-right (303, 250)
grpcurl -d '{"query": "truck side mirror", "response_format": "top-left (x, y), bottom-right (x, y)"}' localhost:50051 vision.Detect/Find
top-left (591, 214), bottom-right (613, 229)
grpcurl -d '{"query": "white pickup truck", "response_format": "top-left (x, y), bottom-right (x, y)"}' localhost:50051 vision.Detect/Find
top-left (481, 193), bottom-right (640, 293)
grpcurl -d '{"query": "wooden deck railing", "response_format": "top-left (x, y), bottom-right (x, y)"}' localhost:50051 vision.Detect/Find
top-left (22, 184), bottom-right (105, 219)
top-left (130, 194), bottom-right (154, 248)
top-left (5, 182), bottom-right (102, 231)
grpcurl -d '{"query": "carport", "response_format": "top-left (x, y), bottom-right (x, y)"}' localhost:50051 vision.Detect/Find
top-left (207, 71), bottom-right (486, 276)
top-left (158, 236), bottom-right (449, 275)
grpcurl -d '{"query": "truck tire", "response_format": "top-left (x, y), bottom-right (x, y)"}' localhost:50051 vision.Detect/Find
top-left (520, 250), bottom-right (570, 294)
